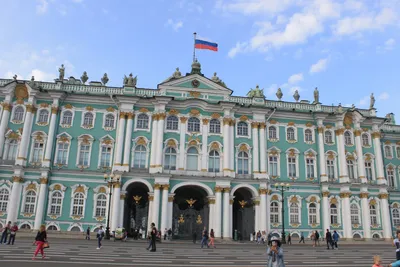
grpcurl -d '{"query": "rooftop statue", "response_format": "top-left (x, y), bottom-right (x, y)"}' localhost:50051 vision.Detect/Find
top-left (81, 71), bottom-right (89, 84)
top-left (101, 73), bottom-right (109, 85)
top-left (247, 85), bottom-right (265, 98)
top-left (293, 90), bottom-right (300, 102)
top-left (13, 74), bottom-right (17, 80)
top-left (58, 64), bottom-right (65, 81)
top-left (211, 72), bottom-right (221, 83)
top-left (370, 93), bottom-right (375, 109)
top-left (123, 73), bottom-right (137, 87)
top-left (337, 103), bottom-right (343, 113)
top-left (172, 68), bottom-right (182, 79)
top-left (313, 87), bottom-right (319, 104)
top-left (276, 88), bottom-right (283, 100)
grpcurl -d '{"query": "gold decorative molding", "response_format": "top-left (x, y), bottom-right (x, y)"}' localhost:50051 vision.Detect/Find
top-left (317, 127), bottom-right (324, 134)
top-left (151, 113), bottom-right (159, 121)
top-left (269, 119), bottom-right (277, 124)
top-left (64, 104), bottom-right (73, 109)
top-left (15, 84), bottom-right (28, 102)
top-left (154, 183), bottom-right (161, 190)
top-left (51, 106), bottom-right (58, 114)
top-left (290, 196), bottom-right (299, 203)
top-left (211, 113), bottom-right (221, 119)
top-left (384, 140), bottom-right (391, 145)
top-left (339, 192), bottom-right (352, 198)
top-left (253, 200), bottom-right (260, 206)
top-left (26, 183), bottom-right (36, 191)
top-left (230, 199), bottom-right (235, 205)
top-left (259, 188), bottom-right (267, 195)
top-left (39, 103), bottom-right (49, 108)
top-left (189, 91), bottom-right (201, 98)
top-left (259, 122), bottom-right (266, 128)
top-left (210, 142), bottom-right (219, 150)
top-left (86, 106), bottom-right (94, 111)
top-left (139, 107), bottom-right (149, 113)
top-left (75, 185), bottom-right (85, 193)
top-left (330, 198), bottom-right (338, 204)
top-left (180, 117), bottom-right (188, 123)
top-left (223, 187), bottom-right (231, 193)
top-left (25, 104), bottom-right (33, 113)
top-left (23, 213), bottom-right (34, 218)
top-left (12, 176), bottom-right (23, 183)
top-left (95, 217), bottom-right (104, 222)
top-left (162, 184), bottom-right (170, 190)
top-left (167, 139), bottom-right (177, 147)
top-left (309, 196), bottom-right (317, 203)
top-left (370, 199), bottom-right (377, 206)
top-left (371, 132), bottom-right (381, 139)
top-left (148, 195), bottom-right (154, 201)
top-left (189, 109), bottom-right (200, 116)
top-left (214, 186), bottom-right (223, 192)
top-left (202, 118), bottom-right (209, 125)
top-left (344, 113), bottom-right (353, 126)
top-left (223, 117), bottom-right (231, 125)
top-left (133, 195), bottom-right (142, 204)
top-left (119, 112), bottom-right (127, 119)
top-left (327, 151), bottom-right (335, 160)
top-left (158, 113), bottom-right (166, 120)
top-left (359, 192), bottom-right (369, 198)
top-left (72, 215), bottom-right (83, 220)
top-left (106, 106), bottom-right (115, 112)
top-left (53, 184), bottom-right (62, 191)
top-left (39, 177), bottom-right (48, 184)
top-left (271, 195), bottom-right (279, 201)
top-left (1, 102), bottom-right (11, 111)
top-left (136, 137), bottom-right (147, 145)
top-left (239, 115), bottom-right (248, 121)
top-left (239, 144), bottom-right (248, 152)
top-left (354, 129), bottom-right (361, 137)
top-left (168, 196), bottom-right (174, 202)
top-left (168, 109), bottom-right (179, 115)
top-left (208, 199), bottom-right (215, 204)
top-left (378, 193), bottom-right (389, 199)
top-left (335, 128), bottom-right (345, 135)
top-left (305, 122), bottom-right (313, 127)
top-left (251, 122), bottom-right (259, 129)
top-left (127, 112), bottom-right (135, 119)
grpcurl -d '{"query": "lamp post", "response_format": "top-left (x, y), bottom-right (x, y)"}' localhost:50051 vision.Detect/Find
top-left (104, 172), bottom-right (120, 240)
top-left (274, 182), bottom-right (290, 244)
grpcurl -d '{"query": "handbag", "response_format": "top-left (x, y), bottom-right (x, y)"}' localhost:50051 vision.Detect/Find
top-left (43, 241), bottom-right (50, 249)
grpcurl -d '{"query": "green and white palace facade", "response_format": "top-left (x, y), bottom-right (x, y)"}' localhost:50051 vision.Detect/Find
top-left (0, 61), bottom-right (399, 240)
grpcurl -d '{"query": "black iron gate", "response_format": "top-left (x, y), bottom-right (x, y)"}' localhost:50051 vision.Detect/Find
top-left (233, 202), bottom-right (255, 241)
top-left (172, 203), bottom-right (209, 239)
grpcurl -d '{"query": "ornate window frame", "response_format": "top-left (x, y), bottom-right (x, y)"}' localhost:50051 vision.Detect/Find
top-left (187, 117), bottom-right (201, 133)
top-left (209, 118), bottom-right (221, 135)
top-left (324, 129), bottom-right (335, 145)
top-left (163, 139), bottom-right (179, 171)
top-left (329, 196), bottom-right (341, 227)
top-left (185, 145), bottom-right (201, 172)
top-left (207, 141), bottom-right (222, 173)
top-left (81, 111), bottom-right (96, 130)
top-left (325, 151), bottom-right (338, 181)
top-left (368, 197), bottom-right (381, 228)
top-left (304, 149), bottom-right (317, 181)
top-left (346, 152), bottom-right (358, 180)
top-left (235, 143), bottom-right (252, 176)
top-left (60, 108), bottom-right (75, 128)
top-left (165, 115), bottom-right (180, 132)
top-left (364, 153), bottom-right (376, 181)
top-left (286, 148), bottom-right (299, 180)
top-left (97, 135), bottom-right (115, 169)
top-left (135, 113), bottom-right (151, 132)
top-left (306, 195), bottom-right (320, 227)
top-left (53, 132), bottom-right (72, 167)
top-left (131, 136), bottom-right (150, 169)
top-left (102, 112), bottom-right (116, 131)
top-left (396, 144), bottom-right (400, 159)
top-left (361, 132), bottom-right (371, 148)
top-left (69, 184), bottom-right (89, 220)
top-left (20, 182), bottom-right (39, 218)
top-left (76, 134), bottom-right (94, 169)
top-left (384, 144), bottom-right (393, 159)
top-left (267, 147), bottom-right (281, 180)
top-left (285, 125), bottom-right (297, 143)
top-left (11, 104), bottom-right (26, 124)
top-left (268, 124), bottom-right (279, 142)
top-left (350, 198), bottom-right (361, 227)
top-left (92, 185), bottom-right (109, 222)
top-left (304, 127), bottom-right (315, 144)
top-left (391, 202), bottom-right (400, 227)
top-left (3, 130), bottom-right (21, 161)
top-left (386, 164), bottom-right (397, 188)
top-left (29, 131), bottom-right (48, 164)
top-left (288, 195), bottom-right (302, 227)
top-left (344, 130), bottom-right (354, 146)
top-left (270, 194), bottom-right (282, 226)
top-left (236, 121), bottom-right (250, 138)
top-left (0, 180), bottom-right (12, 216)
top-left (47, 183), bottom-right (67, 220)
top-left (36, 108), bottom-right (50, 126)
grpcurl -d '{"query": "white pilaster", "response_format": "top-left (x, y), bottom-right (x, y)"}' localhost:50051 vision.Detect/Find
top-left (34, 177), bottom-right (48, 229)
top-left (260, 189), bottom-right (267, 232)
top-left (322, 191), bottom-right (330, 232)
top-left (0, 103), bottom-right (11, 158)
top-left (354, 129), bottom-right (367, 183)
top-left (317, 126), bottom-right (328, 182)
top-left (111, 184), bottom-right (121, 231)
top-left (252, 123), bottom-right (260, 176)
top-left (223, 118), bottom-right (230, 176)
top-left (178, 117), bottom-right (186, 171)
top-left (266, 192), bottom-right (271, 233)
top-left (201, 119), bottom-right (209, 172)
top-left (114, 113), bottom-right (126, 167)
top-left (160, 184), bottom-right (169, 234)
top-left (43, 107), bottom-right (58, 167)
top-left (372, 130), bottom-right (386, 185)
top-left (152, 184), bottom-right (161, 229)
top-left (155, 114), bottom-right (166, 173)
top-left (379, 191), bottom-right (392, 239)
top-left (336, 125), bottom-right (349, 183)
top-left (167, 194), bottom-right (174, 230)
top-left (215, 187), bottom-right (222, 237)
top-left (259, 123), bottom-right (267, 176)
top-left (16, 105), bottom-right (34, 166)
top-left (208, 197), bottom-right (215, 232)
top-left (222, 187), bottom-right (230, 238)
top-left (119, 192), bottom-right (126, 228)
top-left (360, 190), bottom-right (371, 239)
top-left (6, 176), bottom-right (23, 223)
top-left (229, 198), bottom-right (233, 237)
top-left (229, 121), bottom-right (235, 177)
top-left (340, 190), bottom-right (352, 238)
top-left (122, 113), bottom-right (134, 170)
top-left (254, 199), bottom-right (260, 232)
top-left (147, 193), bottom-right (154, 233)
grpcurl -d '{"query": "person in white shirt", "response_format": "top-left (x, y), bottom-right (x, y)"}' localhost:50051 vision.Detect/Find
top-left (96, 226), bottom-right (105, 249)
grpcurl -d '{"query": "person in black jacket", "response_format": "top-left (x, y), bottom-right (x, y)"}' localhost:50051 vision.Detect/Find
top-left (33, 225), bottom-right (47, 260)
top-left (150, 223), bottom-right (157, 252)
top-left (325, 229), bottom-right (334, 250)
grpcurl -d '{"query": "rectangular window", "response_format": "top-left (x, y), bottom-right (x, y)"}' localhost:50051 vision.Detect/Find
top-left (347, 160), bottom-right (355, 179)
top-left (288, 157), bottom-right (296, 177)
top-left (164, 154), bottom-right (176, 170)
top-left (100, 146), bottom-right (112, 167)
top-left (306, 158), bottom-right (314, 178)
top-left (365, 162), bottom-right (373, 180)
top-left (32, 142), bottom-right (44, 163)
top-left (269, 156), bottom-right (278, 176)
top-left (327, 160), bottom-right (335, 179)
top-left (78, 144), bottom-right (90, 166)
top-left (56, 142), bottom-right (69, 164)
top-left (387, 169), bottom-right (395, 187)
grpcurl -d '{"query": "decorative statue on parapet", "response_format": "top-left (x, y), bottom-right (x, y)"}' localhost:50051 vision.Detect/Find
top-left (172, 68), bottom-right (182, 79)
top-left (313, 87), bottom-right (320, 104)
top-left (211, 72), bottom-right (227, 88)
top-left (370, 93), bottom-right (375, 109)
top-left (123, 73), bottom-right (137, 87)
top-left (101, 73), bottom-right (109, 85)
top-left (276, 88), bottom-right (283, 100)
top-left (58, 64), bottom-right (65, 81)
top-left (81, 71), bottom-right (89, 84)
top-left (247, 85), bottom-right (265, 98)
top-left (293, 90), bottom-right (300, 102)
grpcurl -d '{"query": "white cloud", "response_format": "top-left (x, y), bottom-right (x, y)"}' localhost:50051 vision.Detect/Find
top-left (309, 58), bottom-right (328, 74)
top-left (358, 95), bottom-right (369, 107)
top-left (265, 84), bottom-right (278, 96)
top-left (166, 19), bottom-right (183, 32)
top-left (36, 0), bottom-right (48, 14)
top-left (72, 0), bottom-right (83, 3)
top-left (288, 73), bottom-right (303, 84)
top-left (384, 38), bottom-right (395, 50)
top-left (228, 42), bottom-right (249, 58)
top-left (379, 92), bottom-right (389, 100)
top-left (289, 86), bottom-right (301, 95)
top-left (28, 69), bottom-right (54, 82)
top-left (216, 0), bottom-right (295, 15)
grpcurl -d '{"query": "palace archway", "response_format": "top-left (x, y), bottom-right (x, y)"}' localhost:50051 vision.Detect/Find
top-left (172, 186), bottom-right (209, 239)
top-left (232, 187), bottom-right (255, 241)
top-left (123, 182), bottom-right (149, 236)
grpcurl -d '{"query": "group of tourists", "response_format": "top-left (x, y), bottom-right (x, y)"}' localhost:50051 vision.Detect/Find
top-left (0, 221), bottom-right (18, 245)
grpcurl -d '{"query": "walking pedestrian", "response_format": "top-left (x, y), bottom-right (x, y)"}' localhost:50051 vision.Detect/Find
top-left (266, 237), bottom-right (285, 267)
top-left (192, 231), bottom-right (197, 244)
top-left (86, 227), bottom-right (91, 240)
top-left (32, 225), bottom-right (47, 260)
top-left (0, 221), bottom-right (11, 244)
top-left (372, 255), bottom-right (384, 267)
top-left (267, 232), bottom-right (272, 246)
top-left (7, 223), bottom-right (18, 245)
top-left (96, 226), bottom-right (104, 249)
top-left (168, 228), bottom-right (172, 240)
top-left (164, 228), bottom-right (167, 240)
top-left (325, 229), bottom-right (334, 249)
top-left (311, 231), bottom-right (316, 247)
top-left (287, 233), bottom-right (292, 245)
top-left (332, 230), bottom-right (339, 249)
top-left (299, 232), bottom-right (305, 243)
top-left (208, 229), bottom-right (216, 248)
top-left (256, 231), bottom-right (262, 244)
top-left (150, 223), bottom-right (157, 252)
top-left (200, 227), bottom-right (209, 249)
top-left (315, 231), bottom-right (320, 246)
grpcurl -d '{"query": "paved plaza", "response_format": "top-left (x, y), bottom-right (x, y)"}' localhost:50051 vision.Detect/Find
top-left (0, 238), bottom-right (395, 266)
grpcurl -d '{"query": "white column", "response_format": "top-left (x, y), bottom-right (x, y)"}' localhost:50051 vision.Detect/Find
top-left (111, 184), bottom-right (121, 231)
top-left (114, 112), bottom-right (126, 166)
top-left (119, 193), bottom-right (126, 228)
top-left (201, 119), bottom-right (209, 172)
top-left (43, 107), bottom-right (58, 167)
top-left (260, 189), bottom-right (267, 232)
top-left (34, 178), bottom-right (48, 229)
top-left (152, 184), bottom-right (161, 229)
top-left (160, 184), bottom-right (169, 234)
top-left (6, 177), bottom-right (23, 223)
top-left (322, 192), bottom-right (330, 232)
top-left (122, 113), bottom-right (134, 168)
top-left (149, 114), bottom-right (159, 173)
top-left (215, 187), bottom-right (222, 237)
top-left (147, 194), bottom-right (154, 234)
top-left (16, 105), bottom-right (34, 165)
top-left (360, 192), bottom-right (371, 239)
top-left (0, 103), bottom-right (11, 158)
top-left (208, 198), bottom-right (215, 232)
top-left (380, 192), bottom-right (392, 239)
top-left (372, 131), bottom-right (386, 185)
top-left (254, 200), bottom-right (260, 232)
top-left (336, 128), bottom-right (349, 183)
top-left (167, 194), bottom-right (174, 230)
top-left (229, 198), bottom-right (233, 237)
top-left (354, 129), bottom-right (367, 183)
top-left (222, 118), bottom-right (230, 176)
top-left (317, 127), bottom-right (328, 182)
top-left (266, 192), bottom-right (271, 233)
top-left (229, 121), bottom-right (235, 176)
top-left (252, 122), bottom-right (260, 175)
top-left (222, 187), bottom-right (230, 238)
top-left (155, 114), bottom-right (165, 172)
top-left (259, 123), bottom-right (267, 175)
top-left (178, 117), bottom-right (186, 170)
top-left (340, 192), bottom-right (352, 238)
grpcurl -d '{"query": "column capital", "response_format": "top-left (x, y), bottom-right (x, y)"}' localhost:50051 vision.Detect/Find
top-left (119, 112), bottom-right (127, 119)
top-left (215, 186), bottom-right (223, 192)
top-left (259, 188), bottom-right (268, 195)
top-left (359, 192), bottom-right (369, 198)
top-left (353, 129), bottom-right (362, 137)
top-left (253, 200), bottom-right (260, 206)
top-left (223, 117), bottom-right (231, 125)
top-left (51, 106), bottom-right (59, 114)
top-left (322, 191), bottom-right (330, 197)
top-left (152, 113), bottom-right (160, 121)
top-left (222, 187), bottom-right (231, 193)
top-left (148, 195), bottom-right (154, 201)
top-left (25, 104), bottom-right (34, 113)
top-left (339, 192), bottom-right (352, 198)
top-left (317, 126), bottom-right (324, 134)
top-left (158, 113), bottom-right (166, 120)
top-left (113, 182), bottom-right (121, 188)
top-left (168, 196), bottom-right (174, 202)
top-left (229, 199), bottom-right (234, 205)
top-left (180, 116), bottom-right (188, 123)
top-left (202, 118), bottom-right (209, 125)
top-left (371, 132), bottom-right (381, 139)
top-left (12, 176), bottom-right (23, 183)
top-left (154, 183), bottom-right (162, 190)
top-left (127, 112), bottom-right (135, 119)
top-left (1, 102), bottom-right (11, 111)
top-left (161, 184), bottom-right (170, 190)
top-left (208, 198), bottom-right (215, 204)
top-left (259, 122), bottom-right (266, 129)
top-left (378, 193), bottom-right (389, 199)
top-left (120, 193), bottom-right (126, 200)
top-left (39, 177), bottom-right (48, 184)
top-left (335, 128), bottom-right (345, 136)
top-left (251, 122), bottom-right (260, 129)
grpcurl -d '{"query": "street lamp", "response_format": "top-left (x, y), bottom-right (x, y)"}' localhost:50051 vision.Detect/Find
top-left (274, 182), bottom-right (290, 244)
top-left (104, 172), bottom-right (120, 240)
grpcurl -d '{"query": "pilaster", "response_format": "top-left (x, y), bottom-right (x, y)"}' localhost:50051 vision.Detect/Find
top-left (372, 128), bottom-right (386, 185)
top-left (149, 114), bottom-right (159, 173)
top-left (6, 172), bottom-right (24, 223)
top-left (122, 112), bottom-right (134, 171)
top-left (178, 117), bottom-right (187, 171)
top-left (259, 122), bottom-right (267, 178)
top-left (113, 112), bottom-right (126, 171)
top-left (0, 102), bottom-right (11, 158)
top-left (359, 188), bottom-right (371, 239)
top-left (16, 102), bottom-right (35, 166)
top-left (339, 187), bottom-right (352, 238)
top-left (34, 172), bottom-right (49, 229)
top-left (201, 118), bottom-right (209, 172)
top-left (252, 122), bottom-right (260, 176)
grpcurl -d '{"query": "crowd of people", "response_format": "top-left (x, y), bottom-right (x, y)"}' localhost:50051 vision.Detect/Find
top-left (0, 221), bottom-right (18, 245)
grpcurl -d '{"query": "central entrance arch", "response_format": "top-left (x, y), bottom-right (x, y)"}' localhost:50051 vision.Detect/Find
top-left (232, 187), bottom-right (255, 241)
top-left (172, 186), bottom-right (209, 239)
top-left (123, 182), bottom-right (150, 236)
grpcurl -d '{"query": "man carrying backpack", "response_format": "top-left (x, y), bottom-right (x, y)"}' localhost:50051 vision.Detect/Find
top-left (325, 229), bottom-right (334, 250)
top-left (201, 227), bottom-right (209, 249)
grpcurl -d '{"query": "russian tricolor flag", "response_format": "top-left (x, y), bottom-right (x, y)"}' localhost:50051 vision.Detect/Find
top-left (195, 39), bottom-right (218, 52)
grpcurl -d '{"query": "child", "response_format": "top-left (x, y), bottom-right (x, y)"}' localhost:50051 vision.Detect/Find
top-left (372, 255), bottom-right (383, 267)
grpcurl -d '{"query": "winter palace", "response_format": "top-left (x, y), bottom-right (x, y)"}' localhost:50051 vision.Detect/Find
top-left (0, 60), bottom-right (398, 240)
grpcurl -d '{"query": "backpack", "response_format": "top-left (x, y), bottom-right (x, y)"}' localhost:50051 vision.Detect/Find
top-left (315, 232), bottom-right (320, 239)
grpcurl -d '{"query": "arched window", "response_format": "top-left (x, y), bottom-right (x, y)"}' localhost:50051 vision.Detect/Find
top-left (387, 167), bottom-right (395, 187)
top-left (344, 131), bottom-right (352, 145)
top-left (62, 111), bottom-right (73, 125)
top-left (47, 225), bottom-right (58, 231)
top-left (24, 190), bottom-right (36, 214)
top-left (56, 142), bottom-right (69, 164)
top-left (164, 147), bottom-right (177, 170)
top-left (38, 109), bottom-right (49, 123)
top-left (95, 194), bottom-right (107, 217)
top-left (70, 226), bottom-right (81, 232)
top-left (166, 116), bottom-right (178, 130)
top-left (308, 203), bottom-right (317, 224)
top-left (305, 129), bottom-right (313, 142)
top-left (209, 119), bottom-right (221, 134)
top-left (385, 146), bottom-right (393, 158)
top-left (270, 202), bottom-right (279, 223)
top-left (83, 112), bottom-right (94, 126)
top-left (72, 193), bottom-right (85, 216)
top-left (325, 130), bottom-right (333, 144)
top-left (104, 114), bottom-right (115, 128)
top-left (362, 133), bottom-right (370, 146)
top-left (187, 117), bottom-right (200, 132)
top-left (393, 208), bottom-right (400, 226)
top-left (78, 143), bottom-right (90, 166)
top-left (100, 145), bottom-right (112, 168)
top-left (237, 151), bottom-right (249, 175)
top-left (20, 224), bottom-right (31, 230)
top-left (306, 158), bottom-right (315, 178)
top-left (49, 191), bottom-right (62, 215)
top-left (208, 150), bottom-right (220, 173)
top-left (347, 160), bottom-right (355, 179)
top-left (186, 147), bottom-right (198, 171)
top-left (370, 205), bottom-right (377, 225)
top-left (13, 106), bottom-right (24, 121)
top-left (269, 155), bottom-right (278, 177)
top-left (289, 203), bottom-right (299, 224)
top-left (268, 126), bottom-right (277, 139)
top-left (330, 204), bottom-right (338, 224)
top-left (350, 204), bottom-right (360, 224)
top-left (133, 145), bottom-right (146, 168)
top-left (136, 114), bottom-right (149, 129)
top-left (287, 127), bottom-right (295, 141)
top-left (32, 140), bottom-right (44, 163)
top-left (237, 122), bottom-right (248, 136)
top-left (0, 188), bottom-right (9, 212)
top-left (5, 139), bottom-right (18, 160)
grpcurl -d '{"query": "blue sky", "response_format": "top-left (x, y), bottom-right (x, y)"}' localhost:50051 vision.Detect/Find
top-left (1, 0), bottom-right (399, 119)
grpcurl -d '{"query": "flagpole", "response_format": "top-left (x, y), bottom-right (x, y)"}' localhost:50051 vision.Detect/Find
top-left (193, 32), bottom-right (197, 62)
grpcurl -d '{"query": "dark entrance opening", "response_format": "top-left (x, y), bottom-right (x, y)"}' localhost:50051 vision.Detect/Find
top-left (172, 186), bottom-right (209, 239)
top-left (123, 183), bottom-right (149, 236)
top-left (232, 188), bottom-right (255, 241)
